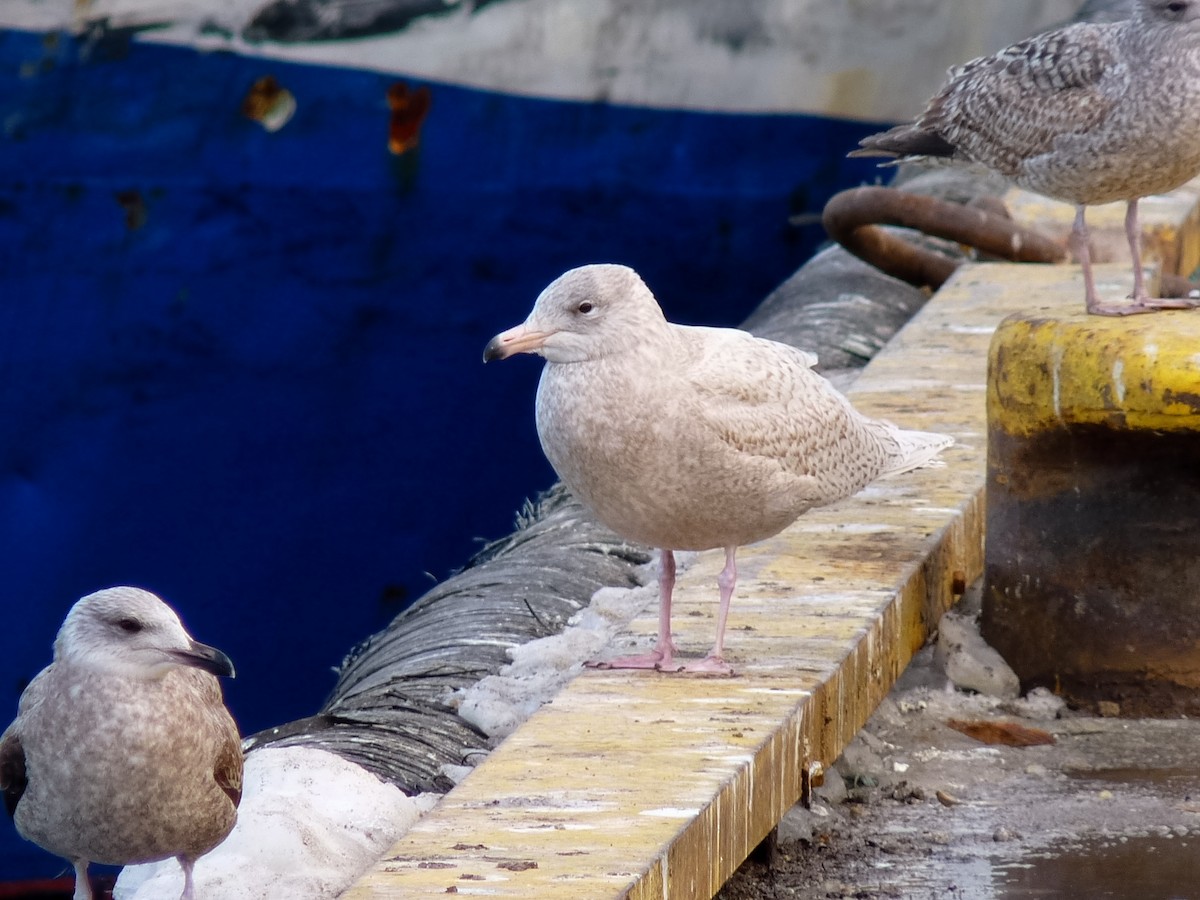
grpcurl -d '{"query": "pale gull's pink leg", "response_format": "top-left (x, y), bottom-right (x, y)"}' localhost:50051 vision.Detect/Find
top-left (676, 545), bottom-right (737, 676)
top-left (1088, 199), bottom-right (1200, 315)
top-left (72, 860), bottom-right (93, 900)
top-left (589, 549), bottom-right (679, 669)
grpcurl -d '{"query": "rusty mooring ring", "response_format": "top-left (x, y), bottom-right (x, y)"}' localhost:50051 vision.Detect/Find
top-left (822, 186), bottom-right (1067, 290)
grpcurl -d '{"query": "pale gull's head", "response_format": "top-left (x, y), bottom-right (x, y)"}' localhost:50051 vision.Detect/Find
top-left (482, 264), bottom-right (670, 365)
top-left (54, 586), bottom-right (235, 680)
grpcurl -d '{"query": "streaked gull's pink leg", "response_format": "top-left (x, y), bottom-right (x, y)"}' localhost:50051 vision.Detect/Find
top-left (179, 856), bottom-right (197, 900)
top-left (1089, 199), bottom-right (1200, 315)
top-left (1126, 198), bottom-right (1149, 304)
top-left (1071, 204), bottom-right (1103, 314)
top-left (677, 546), bottom-right (736, 676)
top-left (589, 549), bottom-right (679, 669)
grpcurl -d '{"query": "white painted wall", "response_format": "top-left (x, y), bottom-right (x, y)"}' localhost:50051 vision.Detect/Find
top-left (5, 0), bottom-right (1085, 118)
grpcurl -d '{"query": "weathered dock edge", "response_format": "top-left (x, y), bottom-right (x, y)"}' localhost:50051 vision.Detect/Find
top-left (344, 183), bottom-right (1200, 897)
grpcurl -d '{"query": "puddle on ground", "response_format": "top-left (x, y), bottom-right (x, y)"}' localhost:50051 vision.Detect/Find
top-left (993, 835), bottom-right (1200, 899)
top-left (855, 767), bottom-right (1200, 899)
top-left (1064, 767), bottom-right (1200, 796)
top-left (991, 767), bottom-right (1200, 898)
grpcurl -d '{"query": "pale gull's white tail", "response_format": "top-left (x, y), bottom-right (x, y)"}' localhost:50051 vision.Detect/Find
top-left (875, 423), bottom-right (954, 478)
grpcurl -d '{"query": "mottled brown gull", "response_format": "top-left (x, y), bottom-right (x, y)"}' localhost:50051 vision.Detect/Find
top-left (0, 587), bottom-right (242, 900)
top-left (483, 264), bottom-right (952, 675)
top-left (852, 0), bottom-right (1200, 316)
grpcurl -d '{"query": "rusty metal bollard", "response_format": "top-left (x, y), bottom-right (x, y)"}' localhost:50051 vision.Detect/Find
top-left (982, 309), bottom-right (1200, 716)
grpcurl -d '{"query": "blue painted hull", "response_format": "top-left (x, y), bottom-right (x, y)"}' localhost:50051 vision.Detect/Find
top-left (0, 27), bottom-right (883, 879)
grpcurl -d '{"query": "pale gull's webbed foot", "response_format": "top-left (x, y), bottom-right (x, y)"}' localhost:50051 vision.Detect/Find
top-left (672, 655), bottom-right (735, 677)
top-left (587, 642), bottom-right (677, 671)
top-left (587, 548), bottom-right (680, 671)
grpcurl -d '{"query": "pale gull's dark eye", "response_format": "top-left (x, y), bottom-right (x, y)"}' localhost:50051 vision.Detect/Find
top-left (577, 301), bottom-right (594, 314)
top-left (116, 618), bottom-right (144, 634)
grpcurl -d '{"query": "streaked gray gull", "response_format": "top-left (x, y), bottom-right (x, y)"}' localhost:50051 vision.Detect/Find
top-left (0, 587), bottom-right (242, 900)
top-left (483, 264), bottom-right (952, 675)
top-left (852, 0), bottom-right (1200, 316)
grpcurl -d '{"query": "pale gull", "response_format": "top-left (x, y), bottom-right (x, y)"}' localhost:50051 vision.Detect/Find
top-left (852, 0), bottom-right (1200, 316)
top-left (0, 587), bottom-right (242, 900)
top-left (483, 264), bottom-right (952, 675)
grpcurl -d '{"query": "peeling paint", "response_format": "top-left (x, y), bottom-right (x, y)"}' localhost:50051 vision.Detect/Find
top-left (1051, 341), bottom-right (1064, 420)
top-left (1112, 358), bottom-right (1126, 405)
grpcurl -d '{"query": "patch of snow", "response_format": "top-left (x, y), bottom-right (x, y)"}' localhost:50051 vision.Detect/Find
top-left (452, 561), bottom-right (661, 738)
top-left (114, 746), bottom-right (437, 900)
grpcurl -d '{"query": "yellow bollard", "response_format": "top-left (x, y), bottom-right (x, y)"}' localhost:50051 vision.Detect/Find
top-left (982, 309), bottom-right (1200, 716)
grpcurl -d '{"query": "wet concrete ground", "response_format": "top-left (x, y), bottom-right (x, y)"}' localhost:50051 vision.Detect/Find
top-left (718, 587), bottom-right (1200, 900)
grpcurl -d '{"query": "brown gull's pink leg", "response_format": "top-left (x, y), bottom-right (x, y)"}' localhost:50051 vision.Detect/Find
top-left (589, 549), bottom-right (679, 669)
top-left (180, 856), bottom-right (197, 900)
top-left (71, 860), bottom-right (93, 900)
